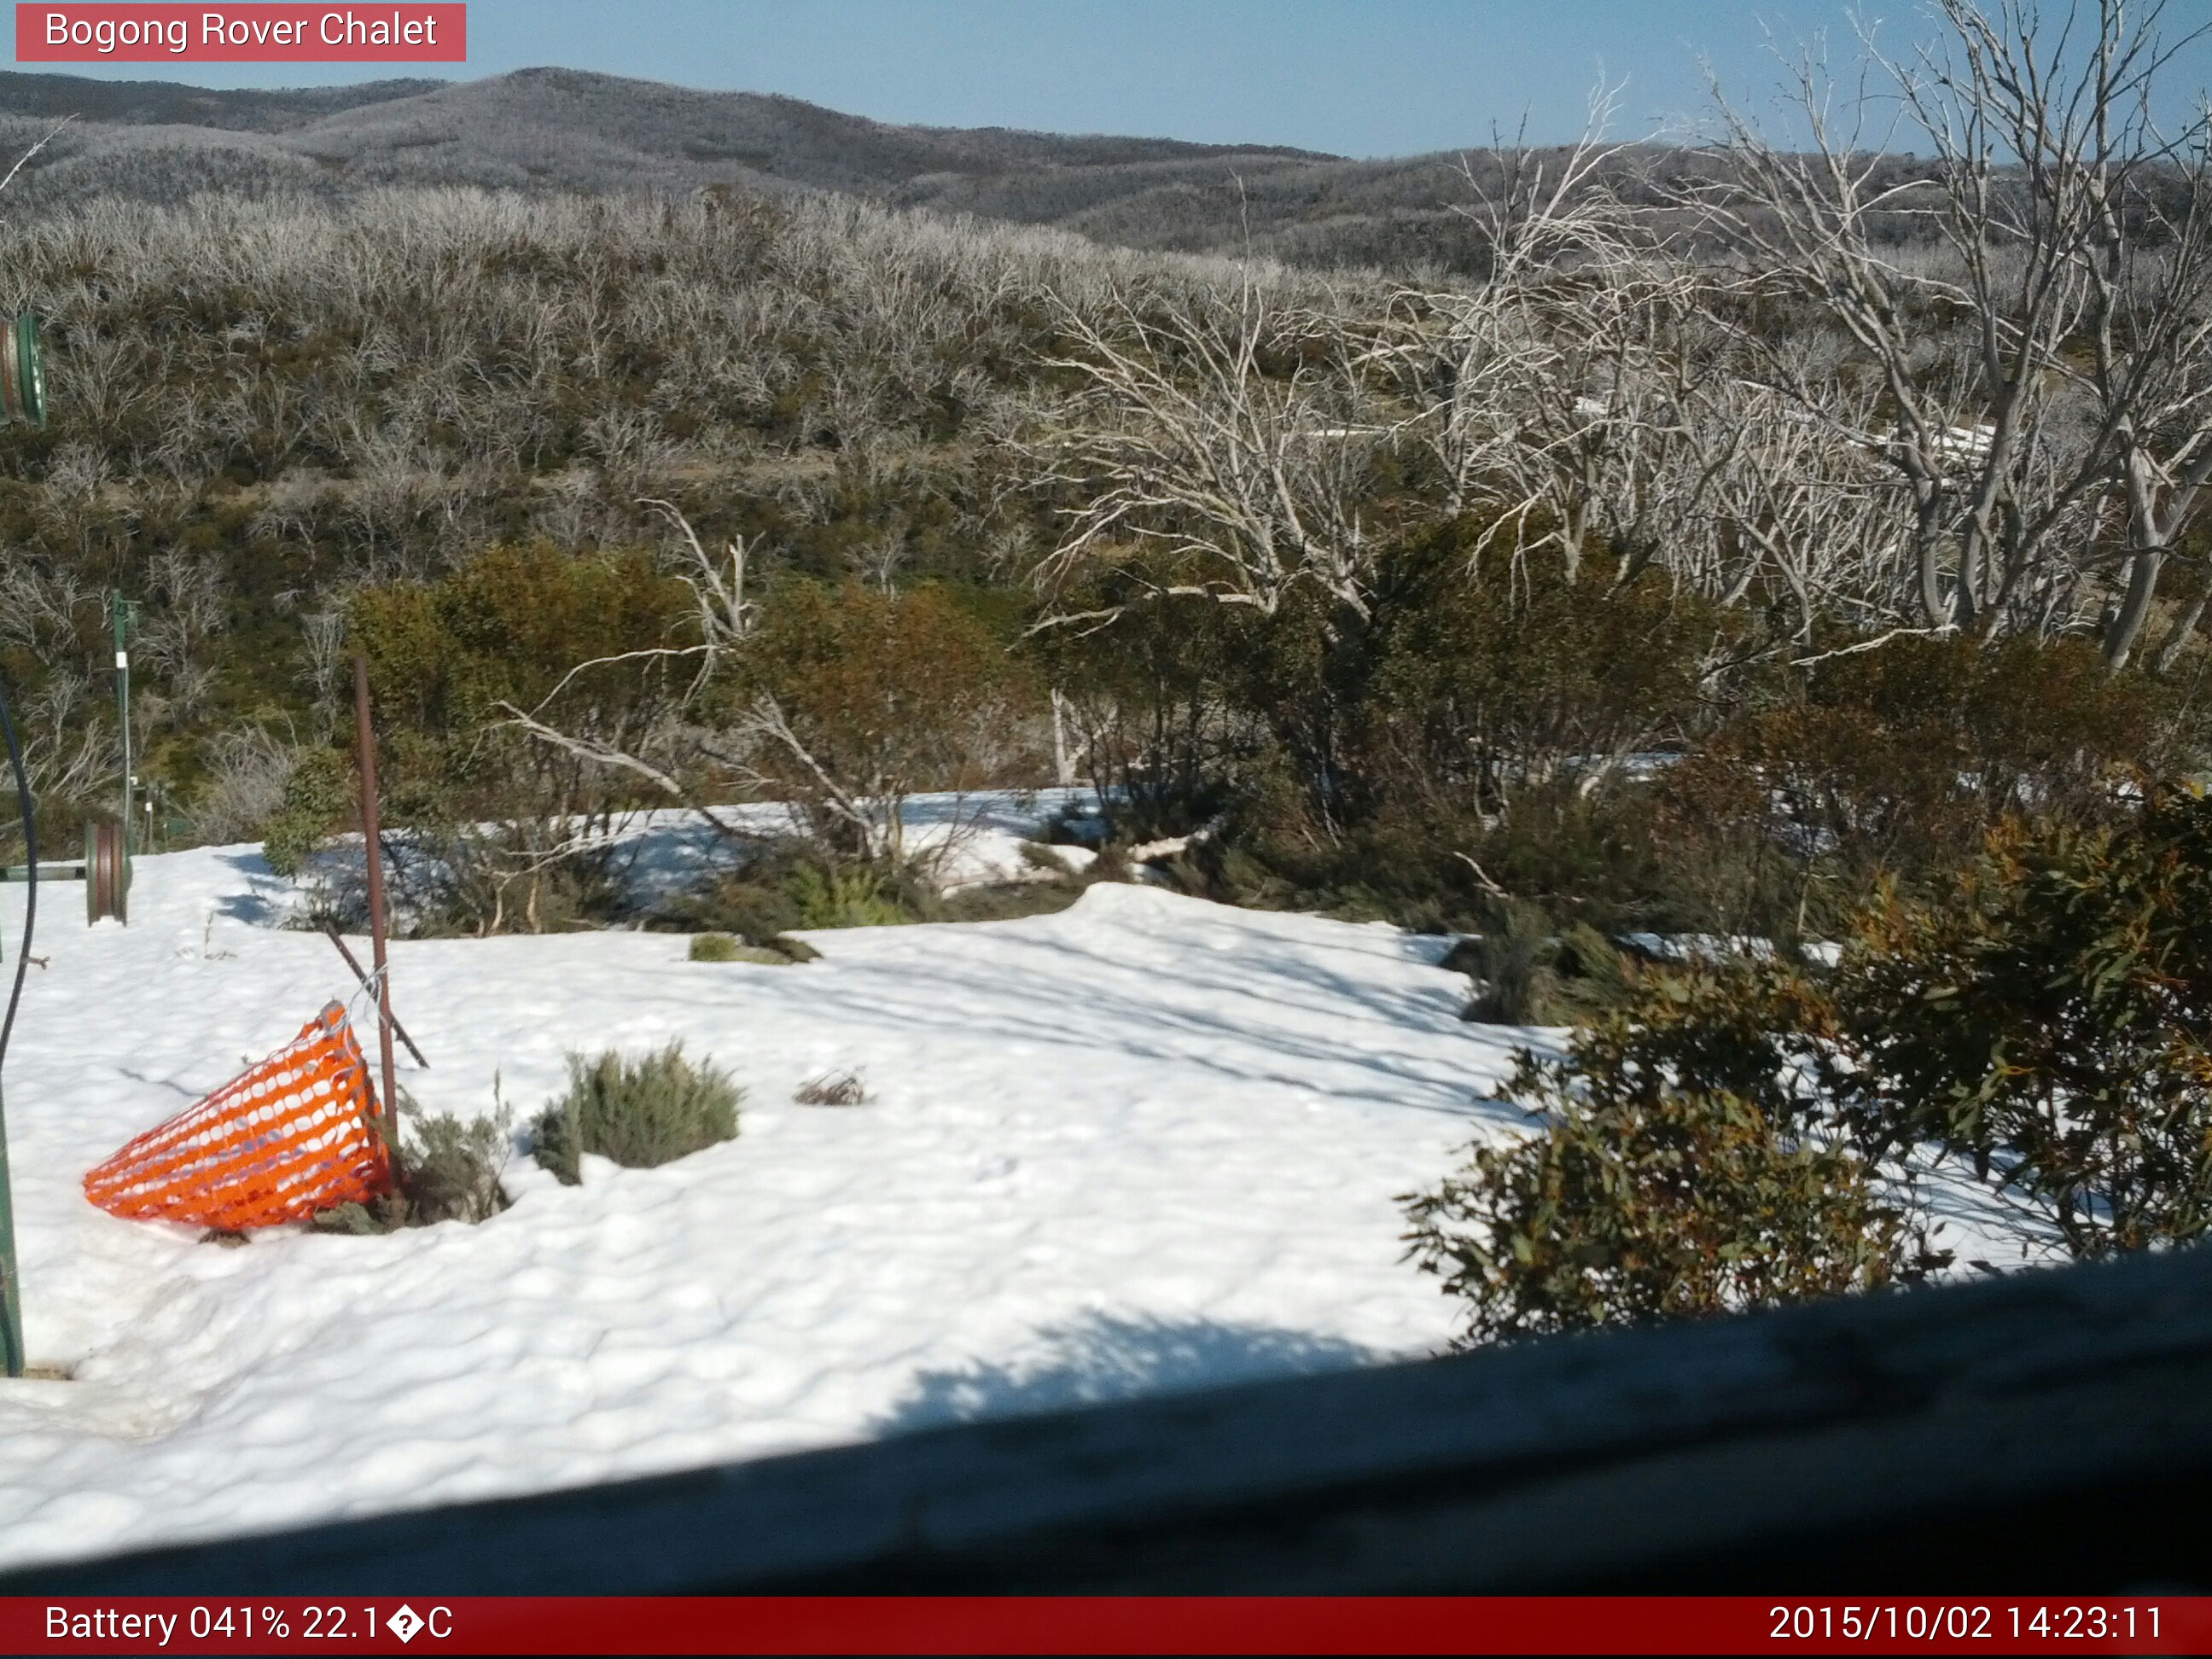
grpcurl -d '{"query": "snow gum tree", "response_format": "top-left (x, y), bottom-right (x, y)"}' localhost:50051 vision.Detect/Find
top-left (1705, 0), bottom-right (2212, 664)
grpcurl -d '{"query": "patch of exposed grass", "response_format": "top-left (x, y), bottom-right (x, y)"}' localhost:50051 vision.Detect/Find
top-left (794, 1068), bottom-right (870, 1106)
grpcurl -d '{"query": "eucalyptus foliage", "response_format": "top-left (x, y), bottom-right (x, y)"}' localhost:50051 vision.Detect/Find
top-left (1409, 787), bottom-right (2212, 1342)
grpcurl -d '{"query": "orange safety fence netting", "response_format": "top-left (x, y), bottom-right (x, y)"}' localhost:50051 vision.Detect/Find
top-left (84, 1002), bottom-right (393, 1231)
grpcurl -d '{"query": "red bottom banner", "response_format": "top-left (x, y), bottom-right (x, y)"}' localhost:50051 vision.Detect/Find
top-left (3, 1596), bottom-right (2208, 1655)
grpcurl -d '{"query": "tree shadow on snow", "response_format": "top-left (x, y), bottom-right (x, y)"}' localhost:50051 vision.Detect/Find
top-left (213, 849), bottom-right (290, 926)
top-left (876, 1313), bottom-right (1381, 1434)
top-left (786, 921), bottom-right (1522, 1123)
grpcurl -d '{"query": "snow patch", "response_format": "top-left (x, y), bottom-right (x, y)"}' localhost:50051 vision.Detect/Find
top-left (0, 813), bottom-right (1507, 1569)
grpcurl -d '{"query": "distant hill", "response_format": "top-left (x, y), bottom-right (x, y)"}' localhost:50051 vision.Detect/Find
top-left (0, 67), bottom-right (1500, 270)
top-left (0, 67), bottom-right (444, 129)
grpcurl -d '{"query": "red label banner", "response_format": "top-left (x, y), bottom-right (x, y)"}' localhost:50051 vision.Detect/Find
top-left (0, 1596), bottom-right (2208, 1655)
top-left (15, 4), bottom-right (464, 61)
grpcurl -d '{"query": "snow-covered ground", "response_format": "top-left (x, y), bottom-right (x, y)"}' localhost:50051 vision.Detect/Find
top-left (0, 801), bottom-right (1529, 1571)
top-left (0, 795), bottom-right (2045, 1572)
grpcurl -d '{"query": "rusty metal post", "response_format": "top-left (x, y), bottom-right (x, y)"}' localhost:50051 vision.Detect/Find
top-left (352, 655), bottom-right (399, 1144)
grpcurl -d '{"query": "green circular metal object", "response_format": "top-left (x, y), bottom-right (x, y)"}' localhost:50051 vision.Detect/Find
top-left (2, 313), bottom-right (45, 428)
top-left (84, 821), bottom-right (128, 924)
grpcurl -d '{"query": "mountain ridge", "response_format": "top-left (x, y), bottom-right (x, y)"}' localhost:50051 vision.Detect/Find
top-left (1, 66), bottom-right (1494, 269)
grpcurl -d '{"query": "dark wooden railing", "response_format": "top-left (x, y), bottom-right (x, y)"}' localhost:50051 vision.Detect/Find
top-left (9, 1243), bottom-right (2209, 1593)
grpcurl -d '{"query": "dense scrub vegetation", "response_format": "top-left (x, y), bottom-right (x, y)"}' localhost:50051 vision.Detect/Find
top-left (1407, 789), bottom-right (2212, 1342)
top-left (0, 184), bottom-right (1117, 876)
top-left (2, 158), bottom-right (2209, 939)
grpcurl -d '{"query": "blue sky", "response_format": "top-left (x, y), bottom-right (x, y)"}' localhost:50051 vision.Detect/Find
top-left (20, 1), bottom-right (2212, 159)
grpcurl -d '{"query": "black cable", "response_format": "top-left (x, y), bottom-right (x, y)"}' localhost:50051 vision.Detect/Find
top-left (0, 672), bottom-right (32, 1072)
top-left (0, 670), bottom-right (32, 1377)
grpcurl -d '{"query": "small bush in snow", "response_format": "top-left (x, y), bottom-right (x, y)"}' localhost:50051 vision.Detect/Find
top-left (401, 1103), bottom-right (515, 1225)
top-left (794, 1068), bottom-right (870, 1106)
top-left (689, 932), bottom-right (809, 964)
top-left (1017, 839), bottom-right (1082, 875)
top-left (937, 880), bottom-right (1086, 923)
top-left (1447, 902), bottom-right (1636, 1025)
top-left (671, 843), bottom-right (925, 940)
top-left (1448, 900), bottom-right (1552, 1023)
top-left (533, 1043), bottom-right (741, 1185)
top-left (672, 868), bottom-right (805, 942)
top-left (784, 861), bottom-right (913, 928)
top-left (314, 1094), bottom-right (513, 1232)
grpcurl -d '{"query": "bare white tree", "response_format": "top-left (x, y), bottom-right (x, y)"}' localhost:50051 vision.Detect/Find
top-left (297, 610), bottom-right (349, 731)
top-left (1704, 0), bottom-right (2212, 664)
top-left (137, 550), bottom-right (228, 719)
top-left (1374, 110), bottom-right (1685, 579)
top-left (1027, 272), bottom-right (1388, 637)
top-left (189, 727), bottom-right (297, 844)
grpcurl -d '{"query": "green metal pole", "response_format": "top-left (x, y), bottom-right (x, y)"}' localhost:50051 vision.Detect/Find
top-left (1, 312), bottom-right (45, 1375)
top-left (0, 1079), bottom-right (21, 1377)
top-left (0, 711), bottom-right (23, 1377)
top-left (1, 704), bottom-right (17, 1376)
top-left (112, 595), bottom-right (133, 860)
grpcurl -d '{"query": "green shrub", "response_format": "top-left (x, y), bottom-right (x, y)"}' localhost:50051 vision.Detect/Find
top-left (935, 878), bottom-right (1087, 923)
top-left (1408, 785), bottom-right (2212, 1347)
top-left (1357, 528), bottom-right (1724, 821)
top-left (785, 861), bottom-right (913, 928)
top-left (313, 1095), bottom-right (513, 1232)
top-left (1833, 788), bottom-right (2212, 1257)
top-left (1447, 902), bottom-right (1638, 1025)
top-left (1450, 900), bottom-right (1553, 1023)
top-left (1204, 787), bottom-right (1677, 940)
top-left (1652, 633), bottom-right (2171, 936)
top-left (399, 1104), bottom-right (515, 1225)
top-left (532, 1042), bottom-right (742, 1185)
top-left (342, 543), bottom-right (698, 936)
top-left (1405, 964), bottom-right (1941, 1344)
top-left (262, 748), bottom-right (353, 878)
top-left (734, 579), bottom-right (1044, 860)
top-left (1405, 1053), bottom-right (1928, 1345)
top-left (674, 872), bottom-right (804, 943)
top-left (667, 846), bottom-right (928, 940)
